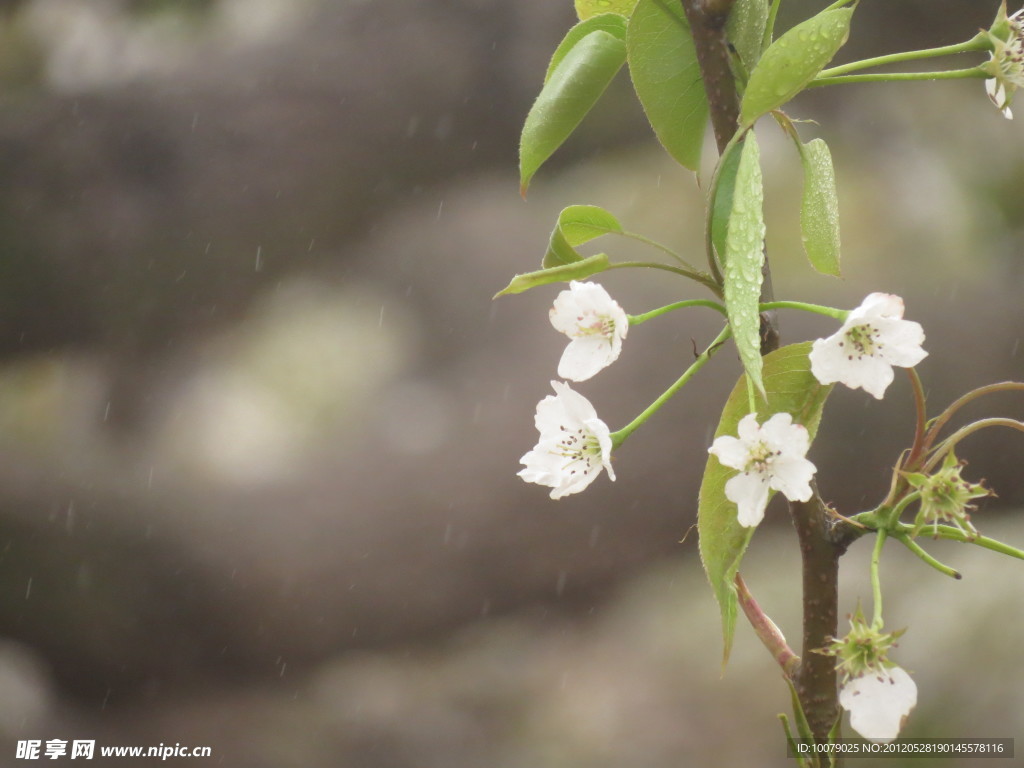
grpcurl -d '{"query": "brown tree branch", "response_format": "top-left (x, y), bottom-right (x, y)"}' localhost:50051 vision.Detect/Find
top-left (789, 485), bottom-right (860, 748)
top-left (680, 0), bottom-right (779, 354)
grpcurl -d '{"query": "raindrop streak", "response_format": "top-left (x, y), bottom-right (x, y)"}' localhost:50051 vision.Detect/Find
top-left (378, 305), bottom-right (385, 328)
top-left (436, 199), bottom-right (444, 221)
top-left (255, 246), bottom-right (263, 272)
top-left (25, 577), bottom-right (32, 600)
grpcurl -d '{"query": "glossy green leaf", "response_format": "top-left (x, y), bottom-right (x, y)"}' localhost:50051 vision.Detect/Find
top-left (723, 132), bottom-right (766, 397)
top-left (726, 0), bottom-right (770, 73)
top-left (520, 30), bottom-right (627, 195)
top-left (799, 138), bottom-right (841, 277)
top-left (626, 0), bottom-right (708, 171)
top-left (546, 14), bottom-right (628, 84)
top-left (698, 342), bottom-right (834, 667)
top-left (544, 204), bottom-right (623, 268)
top-left (494, 254), bottom-right (612, 297)
top-left (739, 7), bottom-right (854, 127)
top-left (575, 0), bottom-right (638, 20)
top-left (710, 137), bottom-right (744, 268)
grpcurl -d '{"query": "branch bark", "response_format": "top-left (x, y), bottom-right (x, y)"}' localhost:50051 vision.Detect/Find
top-left (789, 486), bottom-right (860, 749)
top-left (680, 0), bottom-right (779, 354)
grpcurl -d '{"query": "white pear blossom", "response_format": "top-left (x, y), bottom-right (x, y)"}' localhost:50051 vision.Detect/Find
top-left (708, 412), bottom-right (816, 527)
top-left (519, 381), bottom-right (615, 499)
top-left (840, 666), bottom-right (918, 742)
top-left (985, 7), bottom-right (1024, 119)
top-left (549, 281), bottom-right (628, 381)
top-left (809, 293), bottom-right (927, 400)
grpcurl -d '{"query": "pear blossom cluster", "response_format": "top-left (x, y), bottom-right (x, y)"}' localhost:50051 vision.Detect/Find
top-left (513, 270), bottom-right (936, 747)
top-left (708, 293), bottom-right (927, 527)
top-left (518, 281), bottom-right (626, 498)
top-left (519, 287), bottom-right (929, 520)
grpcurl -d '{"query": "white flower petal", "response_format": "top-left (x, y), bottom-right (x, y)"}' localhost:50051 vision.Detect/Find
top-left (548, 281), bottom-right (628, 381)
top-left (874, 318), bottom-right (927, 368)
top-left (724, 471), bottom-right (771, 527)
top-left (847, 356), bottom-right (897, 400)
top-left (558, 336), bottom-right (620, 382)
top-left (840, 667), bottom-right (918, 742)
top-left (769, 455), bottom-right (816, 502)
top-left (760, 413), bottom-right (806, 453)
top-left (519, 382), bottom-right (614, 498)
top-left (550, 380), bottom-right (598, 423)
top-left (810, 294), bottom-right (926, 399)
top-left (736, 412), bottom-right (762, 442)
top-left (584, 416), bottom-right (616, 481)
top-left (710, 412), bottom-right (817, 526)
top-left (708, 434), bottom-right (749, 471)
top-left (850, 292), bottom-right (905, 322)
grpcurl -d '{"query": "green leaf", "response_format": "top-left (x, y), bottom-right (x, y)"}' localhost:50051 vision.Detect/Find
top-left (799, 138), bottom-right (841, 277)
top-left (698, 342), bottom-right (834, 667)
top-left (575, 0), bottom-right (638, 20)
top-left (710, 137), bottom-right (744, 268)
top-left (626, 0), bottom-right (708, 171)
top-left (494, 253), bottom-right (612, 297)
top-left (739, 7), bottom-right (854, 127)
top-left (520, 30), bottom-right (627, 195)
top-left (546, 14), bottom-right (628, 84)
top-left (723, 132), bottom-right (766, 397)
top-left (544, 204), bottom-right (624, 268)
top-left (726, 0), bottom-right (770, 73)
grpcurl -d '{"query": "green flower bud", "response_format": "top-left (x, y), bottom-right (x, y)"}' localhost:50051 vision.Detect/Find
top-left (820, 607), bottom-right (904, 682)
top-left (905, 451), bottom-right (990, 539)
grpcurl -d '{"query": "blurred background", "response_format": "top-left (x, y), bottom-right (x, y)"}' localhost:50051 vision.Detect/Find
top-left (0, 0), bottom-right (1021, 765)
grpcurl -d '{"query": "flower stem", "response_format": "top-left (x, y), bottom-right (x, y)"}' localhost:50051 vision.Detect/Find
top-left (891, 530), bottom-right (962, 580)
top-left (810, 67), bottom-right (986, 88)
top-left (817, 36), bottom-right (988, 79)
top-left (869, 530), bottom-right (887, 628)
top-left (909, 523), bottom-right (1024, 561)
top-left (763, 0), bottom-right (782, 53)
top-left (903, 368), bottom-right (928, 472)
top-left (610, 324), bottom-right (732, 448)
top-left (759, 300), bottom-right (846, 321)
top-left (628, 299), bottom-right (727, 326)
top-left (884, 491), bottom-right (922, 528)
top-left (921, 381), bottom-right (1024, 457)
top-left (617, 230), bottom-right (702, 272)
top-left (607, 261), bottom-right (723, 295)
top-left (923, 418), bottom-right (1024, 473)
